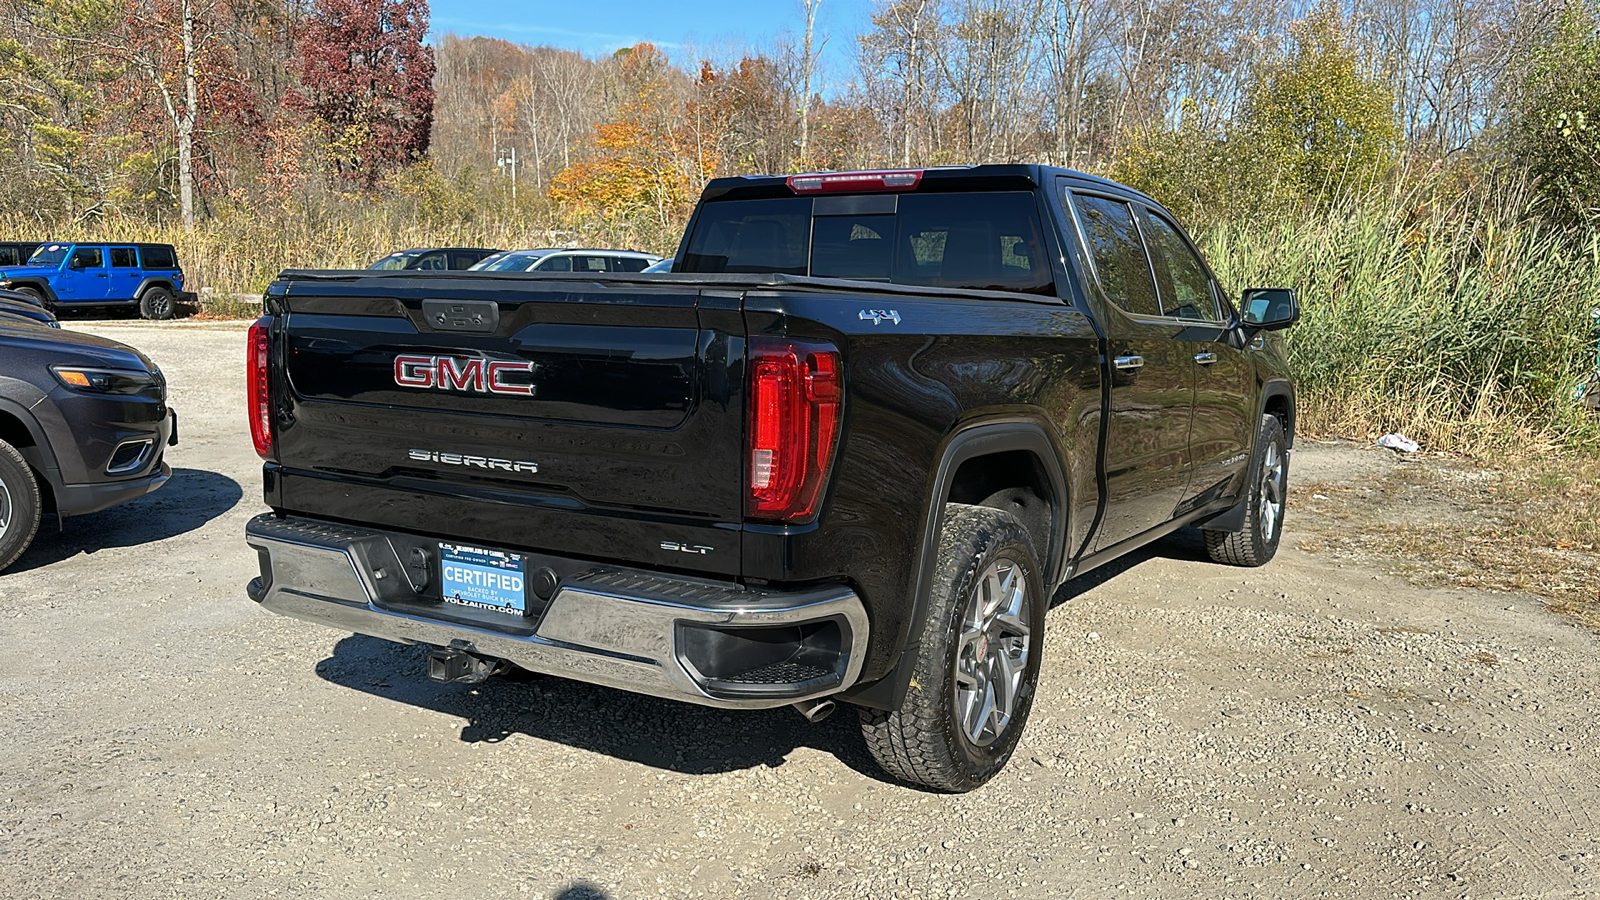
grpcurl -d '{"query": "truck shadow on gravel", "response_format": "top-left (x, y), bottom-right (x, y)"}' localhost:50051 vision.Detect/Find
top-left (311, 528), bottom-right (1220, 786)
top-left (8, 467), bottom-right (243, 573)
top-left (315, 634), bottom-right (891, 783)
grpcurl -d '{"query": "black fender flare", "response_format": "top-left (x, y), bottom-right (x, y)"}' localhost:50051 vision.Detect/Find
top-left (0, 396), bottom-right (64, 497)
top-left (1260, 378), bottom-right (1295, 448)
top-left (842, 417), bottom-right (1070, 710)
top-left (2, 278), bottom-right (57, 305)
top-left (133, 277), bottom-right (177, 301)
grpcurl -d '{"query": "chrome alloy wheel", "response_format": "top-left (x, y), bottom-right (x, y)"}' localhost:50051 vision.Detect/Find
top-left (1259, 440), bottom-right (1284, 539)
top-left (954, 556), bottom-right (1032, 747)
top-left (0, 478), bottom-right (11, 541)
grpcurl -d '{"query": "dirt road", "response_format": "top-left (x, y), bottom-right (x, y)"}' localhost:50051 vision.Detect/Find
top-left (1, 323), bottom-right (1595, 899)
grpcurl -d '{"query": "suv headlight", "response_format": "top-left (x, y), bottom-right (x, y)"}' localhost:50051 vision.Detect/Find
top-left (50, 365), bottom-right (157, 395)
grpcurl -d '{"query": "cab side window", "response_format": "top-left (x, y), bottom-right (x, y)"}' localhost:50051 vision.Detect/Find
top-left (1141, 211), bottom-right (1221, 322)
top-left (1070, 193), bottom-right (1161, 317)
top-left (414, 251), bottom-right (447, 270)
top-left (538, 255), bottom-right (573, 272)
top-left (69, 247), bottom-right (104, 268)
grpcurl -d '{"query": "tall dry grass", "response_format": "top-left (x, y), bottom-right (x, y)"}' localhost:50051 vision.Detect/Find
top-left (0, 195), bottom-right (684, 300)
top-left (1201, 183), bottom-right (1600, 453)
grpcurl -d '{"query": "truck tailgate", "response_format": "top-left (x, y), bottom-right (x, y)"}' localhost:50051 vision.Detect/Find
top-left (271, 274), bottom-right (744, 575)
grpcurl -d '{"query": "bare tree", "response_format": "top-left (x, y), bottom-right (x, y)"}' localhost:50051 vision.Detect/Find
top-left (798, 0), bottom-right (826, 167)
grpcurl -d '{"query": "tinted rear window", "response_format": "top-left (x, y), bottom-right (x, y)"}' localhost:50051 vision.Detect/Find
top-left (141, 245), bottom-right (177, 268)
top-left (613, 256), bottom-right (651, 272)
top-left (682, 198), bottom-right (810, 274)
top-left (111, 247), bottom-right (138, 267)
top-left (681, 191), bottom-right (1053, 294)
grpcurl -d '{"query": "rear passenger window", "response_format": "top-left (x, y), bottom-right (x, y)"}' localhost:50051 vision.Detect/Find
top-left (141, 245), bottom-right (176, 268)
top-left (612, 256), bottom-right (650, 272)
top-left (1141, 211), bottom-right (1221, 322)
top-left (574, 256), bottom-right (609, 273)
top-left (69, 247), bottom-right (103, 268)
top-left (1071, 194), bottom-right (1160, 317)
top-left (110, 247), bottom-right (138, 268)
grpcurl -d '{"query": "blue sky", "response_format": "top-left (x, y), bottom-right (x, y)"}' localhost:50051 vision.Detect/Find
top-left (430, 0), bottom-right (873, 81)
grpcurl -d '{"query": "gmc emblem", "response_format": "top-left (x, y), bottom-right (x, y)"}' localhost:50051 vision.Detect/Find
top-left (393, 355), bottom-right (537, 396)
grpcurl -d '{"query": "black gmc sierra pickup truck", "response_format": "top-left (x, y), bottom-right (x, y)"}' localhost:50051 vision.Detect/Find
top-left (245, 165), bottom-right (1298, 791)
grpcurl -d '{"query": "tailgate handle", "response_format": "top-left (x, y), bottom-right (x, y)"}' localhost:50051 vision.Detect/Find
top-left (422, 298), bottom-right (499, 333)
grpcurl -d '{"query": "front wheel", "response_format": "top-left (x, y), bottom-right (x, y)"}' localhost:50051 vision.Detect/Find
top-left (0, 439), bottom-right (43, 573)
top-left (11, 285), bottom-right (49, 312)
top-left (860, 503), bottom-right (1046, 792)
top-left (1204, 414), bottom-right (1288, 567)
top-left (139, 286), bottom-right (176, 320)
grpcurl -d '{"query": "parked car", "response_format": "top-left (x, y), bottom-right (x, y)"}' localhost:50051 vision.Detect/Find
top-left (0, 290), bottom-right (60, 328)
top-left (369, 248), bottom-right (501, 271)
top-left (0, 317), bottom-right (176, 571)
top-left (468, 248), bottom-right (662, 273)
top-left (244, 165), bottom-right (1298, 792)
top-left (641, 257), bottom-right (674, 273)
top-left (0, 242), bottom-right (193, 319)
top-left (0, 241), bottom-right (41, 267)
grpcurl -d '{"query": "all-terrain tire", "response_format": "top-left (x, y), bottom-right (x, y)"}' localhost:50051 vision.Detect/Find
top-left (11, 285), bottom-right (48, 312)
top-left (139, 286), bottom-right (176, 320)
top-left (859, 503), bottom-right (1046, 792)
top-left (1204, 414), bottom-right (1288, 567)
top-left (0, 438), bottom-right (42, 573)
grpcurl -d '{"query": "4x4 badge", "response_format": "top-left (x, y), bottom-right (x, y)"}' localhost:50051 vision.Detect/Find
top-left (859, 309), bottom-right (901, 325)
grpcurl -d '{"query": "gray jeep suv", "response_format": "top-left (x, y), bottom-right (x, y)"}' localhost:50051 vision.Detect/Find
top-left (0, 318), bottom-right (176, 570)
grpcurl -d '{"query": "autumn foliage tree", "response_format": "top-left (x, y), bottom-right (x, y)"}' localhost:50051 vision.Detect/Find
top-left (548, 44), bottom-right (719, 230)
top-left (295, 0), bottom-right (435, 190)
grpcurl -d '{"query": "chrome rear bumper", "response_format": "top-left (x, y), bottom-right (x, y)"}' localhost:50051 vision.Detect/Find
top-left (245, 514), bottom-right (869, 708)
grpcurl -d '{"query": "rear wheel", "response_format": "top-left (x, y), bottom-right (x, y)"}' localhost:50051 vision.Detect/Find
top-left (859, 503), bottom-right (1046, 792)
top-left (0, 439), bottom-right (42, 573)
top-left (139, 286), bottom-right (176, 320)
top-left (1204, 414), bottom-right (1288, 566)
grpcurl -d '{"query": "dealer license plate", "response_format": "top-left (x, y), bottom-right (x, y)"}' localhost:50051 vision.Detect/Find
top-left (438, 542), bottom-right (527, 616)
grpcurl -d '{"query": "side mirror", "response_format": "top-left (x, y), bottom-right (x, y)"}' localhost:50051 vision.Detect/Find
top-left (67, 259), bottom-right (84, 270)
top-left (1240, 287), bottom-right (1299, 331)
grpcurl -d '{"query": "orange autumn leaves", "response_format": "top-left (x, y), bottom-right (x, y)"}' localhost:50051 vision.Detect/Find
top-left (548, 44), bottom-right (722, 227)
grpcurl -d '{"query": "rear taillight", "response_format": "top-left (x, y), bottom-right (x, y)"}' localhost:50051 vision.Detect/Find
top-left (247, 316), bottom-right (274, 459)
top-left (748, 338), bottom-right (842, 522)
top-left (786, 170), bottom-right (923, 193)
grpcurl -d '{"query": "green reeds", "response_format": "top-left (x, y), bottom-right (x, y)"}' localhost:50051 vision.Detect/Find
top-left (1201, 187), bottom-right (1600, 453)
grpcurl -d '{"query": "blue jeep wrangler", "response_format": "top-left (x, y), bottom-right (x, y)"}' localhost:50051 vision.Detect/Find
top-left (0, 242), bottom-right (192, 319)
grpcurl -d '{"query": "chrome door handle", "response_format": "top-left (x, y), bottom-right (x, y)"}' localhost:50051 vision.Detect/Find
top-left (1113, 355), bottom-right (1145, 371)
top-left (1193, 352), bottom-right (1218, 366)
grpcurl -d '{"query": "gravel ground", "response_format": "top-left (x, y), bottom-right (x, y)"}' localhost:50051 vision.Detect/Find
top-left (1, 322), bottom-right (1596, 899)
